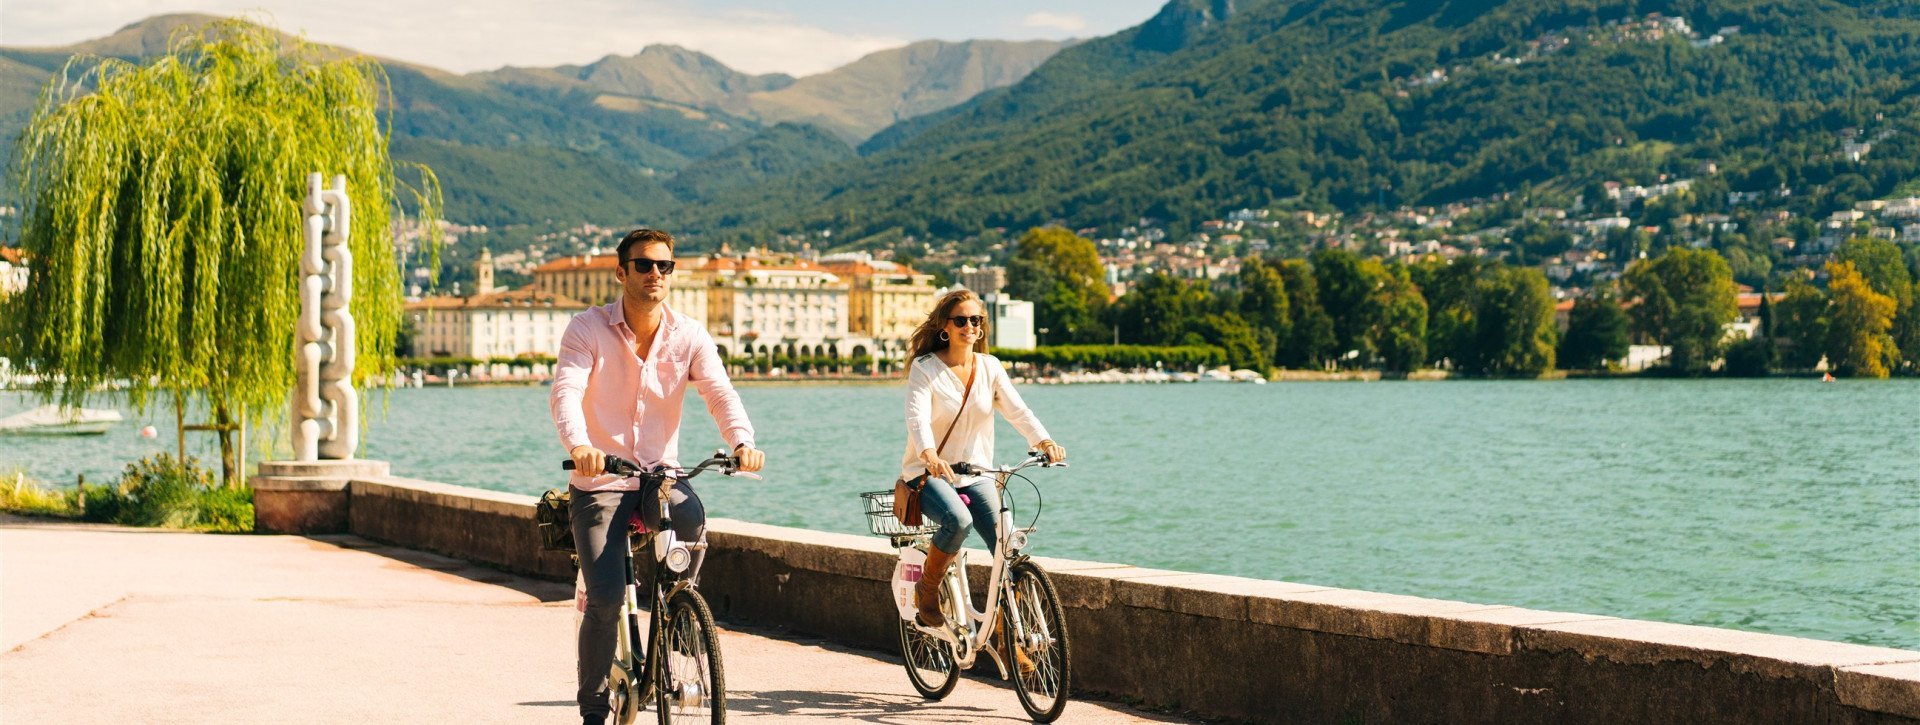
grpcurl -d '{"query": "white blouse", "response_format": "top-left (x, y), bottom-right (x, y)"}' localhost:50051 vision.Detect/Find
top-left (899, 352), bottom-right (1051, 481)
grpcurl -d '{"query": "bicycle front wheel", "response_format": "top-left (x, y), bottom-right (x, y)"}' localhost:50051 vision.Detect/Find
top-left (898, 583), bottom-right (960, 699)
top-left (656, 590), bottom-right (726, 724)
top-left (1004, 561), bottom-right (1071, 722)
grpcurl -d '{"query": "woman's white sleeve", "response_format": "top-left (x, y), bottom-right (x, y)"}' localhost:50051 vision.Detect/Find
top-left (904, 361), bottom-right (939, 455)
top-left (992, 363), bottom-right (1051, 446)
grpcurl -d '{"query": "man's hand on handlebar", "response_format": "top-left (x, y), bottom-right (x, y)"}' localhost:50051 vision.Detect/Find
top-left (569, 444), bottom-right (606, 477)
top-left (733, 443), bottom-right (765, 473)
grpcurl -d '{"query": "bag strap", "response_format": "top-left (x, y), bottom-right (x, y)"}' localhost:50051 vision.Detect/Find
top-left (934, 354), bottom-right (978, 458)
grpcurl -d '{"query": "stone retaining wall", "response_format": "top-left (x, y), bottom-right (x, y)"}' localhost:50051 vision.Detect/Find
top-left (257, 473), bottom-right (1920, 723)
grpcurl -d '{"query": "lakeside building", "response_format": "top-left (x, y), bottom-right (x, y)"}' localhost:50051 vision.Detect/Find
top-left (696, 255), bottom-right (863, 361)
top-left (405, 249), bottom-right (591, 363)
top-left (529, 252), bottom-right (707, 324)
top-left (818, 253), bottom-right (939, 363)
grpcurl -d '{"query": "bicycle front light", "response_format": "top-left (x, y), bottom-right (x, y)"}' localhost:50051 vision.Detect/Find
top-left (665, 541), bottom-right (694, 572)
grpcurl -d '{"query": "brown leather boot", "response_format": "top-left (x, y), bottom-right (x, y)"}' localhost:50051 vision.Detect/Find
top-left (914, 545), bottom-right (955, 628)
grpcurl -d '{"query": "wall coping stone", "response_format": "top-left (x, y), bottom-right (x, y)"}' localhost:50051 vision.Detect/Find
top-left (1516, 617), bottom-right (1920, 682)
top-left (251, 476), bottom-right (350, 492)
top-left (1839, 662), bottom-right (1920, 719)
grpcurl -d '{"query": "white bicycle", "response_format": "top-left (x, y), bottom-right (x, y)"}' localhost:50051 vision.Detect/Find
top-left (860, 450), bottom-right (1072, 722)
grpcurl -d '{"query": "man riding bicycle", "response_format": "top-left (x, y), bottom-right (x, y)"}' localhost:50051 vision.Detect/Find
top-left (550, 228), bottom-right (765, 725)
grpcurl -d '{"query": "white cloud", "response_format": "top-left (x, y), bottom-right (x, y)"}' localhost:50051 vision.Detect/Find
top-left (0, 0), bottom-right (907, 76)
top-left (1021, 11), bottom-right (1087, 33)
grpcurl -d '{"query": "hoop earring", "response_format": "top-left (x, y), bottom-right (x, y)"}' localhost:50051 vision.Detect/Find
top-left (938, 330), bottom-right (949, 342)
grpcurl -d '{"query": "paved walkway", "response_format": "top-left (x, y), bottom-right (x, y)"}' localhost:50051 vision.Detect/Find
top-left (0, 515), bottom-right (1190, 723)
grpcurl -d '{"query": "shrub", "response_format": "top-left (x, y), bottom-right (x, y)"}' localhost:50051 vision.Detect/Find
top-left (84, 454), bottom-right (253, 532)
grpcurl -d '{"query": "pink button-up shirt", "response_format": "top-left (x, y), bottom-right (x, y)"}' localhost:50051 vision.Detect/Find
top-left (550, 299), bottom-right (755, 492)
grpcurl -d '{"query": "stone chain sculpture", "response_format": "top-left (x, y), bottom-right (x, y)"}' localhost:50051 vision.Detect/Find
top-left (293, 173), bottom-right (358, 460)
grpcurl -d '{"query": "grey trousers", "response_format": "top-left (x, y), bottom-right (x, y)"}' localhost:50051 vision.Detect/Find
top-left (570, 481), bottom-right (706, 717)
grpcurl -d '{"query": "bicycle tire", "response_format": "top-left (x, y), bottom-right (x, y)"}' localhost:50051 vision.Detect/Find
top-left (1004, 561), bottom-right (1071, 722)
top-left (898, 579), bottom-right (961, 699)
top-left (656, 589), bottom-right (726, 724)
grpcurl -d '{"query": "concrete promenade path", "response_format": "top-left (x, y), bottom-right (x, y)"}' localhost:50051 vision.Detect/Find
top-left (1, 515), bottom-right (1191, 724)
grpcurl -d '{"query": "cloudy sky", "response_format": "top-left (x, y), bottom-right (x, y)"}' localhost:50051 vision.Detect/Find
top-left (2, 1), bottom-right (1169, 76)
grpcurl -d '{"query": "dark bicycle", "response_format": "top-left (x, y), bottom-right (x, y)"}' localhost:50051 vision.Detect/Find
top-left (561, 450), bottom-right (754, 725)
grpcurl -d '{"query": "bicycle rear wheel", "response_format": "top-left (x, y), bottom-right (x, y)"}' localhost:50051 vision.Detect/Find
top-left (1004, 561), bottom-right (1070, 722)
top-left (656, 590), bottom-right (725, 724)
top-left (897, 582), bottom-right (960, 699)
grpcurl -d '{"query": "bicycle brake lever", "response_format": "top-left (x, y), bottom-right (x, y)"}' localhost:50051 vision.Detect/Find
top-left (727, 471), bottom-right (763, 480)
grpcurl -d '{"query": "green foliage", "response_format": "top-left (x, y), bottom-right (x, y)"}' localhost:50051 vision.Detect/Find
top-left (1824, 260), bottom-right (1899, 378)
top-left (1275, 259), bottom-right (1337, 368)
top-left (1005, 227), bottom-right (1110, 344)
top-left (1623, 248), bottom-right (1739, 374)
top-left (1234, 256), bottom-right (1291, 364)
top-left (1411, 256), bottom-right (1489, 369)
top-left (0, 471), bottom-right (83, 518)
top-left (1721, 336), bottom-right (1774, 377)
top-left (991, 344), bottom-right (1226, 370)
top-left (84, 454), bottom-right (252, 532)
top-left (1371, 265), bottom-right (1428, 373)
top-left (1462, 266), bottom-right (1558, 376)
top-left (1, 21), bottom-right (441, 436)
top-left (668, 122), bottom-right (855, 199)
top-left (1774, 276), bottom-right (1830, 370)
top-left (1559, 289), bottom-right (1632, 370)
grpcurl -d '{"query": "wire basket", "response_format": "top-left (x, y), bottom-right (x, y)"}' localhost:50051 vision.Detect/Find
top-left (860, 490), bottom-right (940, 537)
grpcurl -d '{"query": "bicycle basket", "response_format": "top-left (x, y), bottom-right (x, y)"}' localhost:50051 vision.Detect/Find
top-left (536, 488), bottom-right (574, 552)
top-left (860, 490), bottom-right (940, 537)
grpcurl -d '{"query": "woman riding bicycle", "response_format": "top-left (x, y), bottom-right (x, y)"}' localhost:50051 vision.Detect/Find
top-left (900, 289), bottom-right (1066, 628)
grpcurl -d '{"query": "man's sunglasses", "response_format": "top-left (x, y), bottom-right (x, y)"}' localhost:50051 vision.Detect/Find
top-left (624, 258), bottom-right (676, 274)
top-left (948, 315), bottom-right (986, 328)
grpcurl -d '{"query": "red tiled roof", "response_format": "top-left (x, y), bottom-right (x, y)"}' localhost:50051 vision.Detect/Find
top-left (406, 284), bottom-right (590, 311)
top-left (531, 254), bottom-right (620, 273)
top-left (0, 247), bottom-right (24, 265)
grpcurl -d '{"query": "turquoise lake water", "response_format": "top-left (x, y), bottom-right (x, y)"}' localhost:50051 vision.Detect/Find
top-left (5, 379), bottom-right (1917, 649)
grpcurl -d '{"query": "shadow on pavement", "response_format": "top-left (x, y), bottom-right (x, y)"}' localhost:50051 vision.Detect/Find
top-left (305, 533), bottom-right (572, 602)
top-left (729, 689), bottom-right (1016, 722)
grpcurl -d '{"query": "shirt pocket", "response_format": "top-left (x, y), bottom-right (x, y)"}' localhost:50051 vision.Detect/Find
top-left (654, 353), bottom-right (692, 395)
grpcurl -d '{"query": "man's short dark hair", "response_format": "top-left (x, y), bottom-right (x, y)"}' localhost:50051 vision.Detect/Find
top-left (617, 229), bottom-right (675, 264)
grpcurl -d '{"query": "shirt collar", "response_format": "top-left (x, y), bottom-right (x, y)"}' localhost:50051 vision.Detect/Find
top-left (602, 296), bottom-right (678, 334)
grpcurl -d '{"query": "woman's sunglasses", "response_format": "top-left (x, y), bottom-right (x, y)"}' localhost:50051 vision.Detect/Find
top-left (624, 258), bottom-right (676, 274)
top-left (948, 315), bottom-right (986, 328)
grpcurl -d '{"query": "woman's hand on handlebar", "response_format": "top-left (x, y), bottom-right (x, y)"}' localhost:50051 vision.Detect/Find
top-left (733, 444), bottom-right (765, 473)
top-left (569, 444), bottom-right (606, 477)
top-left (1036, 439), bottom-right (1066, 463)
top-left (919, 448), bottom-right (955, 482)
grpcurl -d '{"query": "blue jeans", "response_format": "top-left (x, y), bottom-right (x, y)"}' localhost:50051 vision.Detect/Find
top-left (917, 475), bottom-right (1000, 554)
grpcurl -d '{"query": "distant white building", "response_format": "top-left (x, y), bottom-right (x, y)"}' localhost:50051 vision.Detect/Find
top-left (405, 287), bottom-right (589, 360)
top-left (981, 293), bottom-right (1036, 351)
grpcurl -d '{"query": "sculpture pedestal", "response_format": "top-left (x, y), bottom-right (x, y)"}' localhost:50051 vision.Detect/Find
top-left (253, 459), bottom-right (390, 534)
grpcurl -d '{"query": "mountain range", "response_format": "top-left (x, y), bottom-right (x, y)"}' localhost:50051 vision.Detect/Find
top-left (0, 14), bottom-right (1072, 225)
top-left (8, 1), bottom-right (1920, 252)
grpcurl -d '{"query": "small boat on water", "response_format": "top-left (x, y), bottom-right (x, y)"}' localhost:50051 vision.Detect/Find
top-left (0, 405), bottom-right (124, 435)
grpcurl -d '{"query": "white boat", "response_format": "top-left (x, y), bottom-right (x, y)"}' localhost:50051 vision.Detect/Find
top-left (0, 405), bottom-right (124, 435)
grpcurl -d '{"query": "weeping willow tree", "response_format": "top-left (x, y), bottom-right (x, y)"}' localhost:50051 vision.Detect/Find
top-left (1, 20), bottom-right (441, 484)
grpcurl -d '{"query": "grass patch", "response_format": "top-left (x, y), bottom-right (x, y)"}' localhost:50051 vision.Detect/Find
top-left (0, 469), bottom-right (83, 518)
top-left (1, 455), bottom-right (253, 533)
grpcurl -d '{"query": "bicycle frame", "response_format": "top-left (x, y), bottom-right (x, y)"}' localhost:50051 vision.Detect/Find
top-left (909, 458), bottom-right (1050, 676)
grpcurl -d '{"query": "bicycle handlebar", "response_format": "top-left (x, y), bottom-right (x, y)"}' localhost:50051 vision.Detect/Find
top-left (953, 450), bottom-right (1068, 477)
top-left (561, 449), bottom-right (757, 481)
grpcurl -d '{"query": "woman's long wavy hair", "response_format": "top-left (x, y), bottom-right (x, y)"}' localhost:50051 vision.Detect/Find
top-left (908, 289), bottom-right (991, 359)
